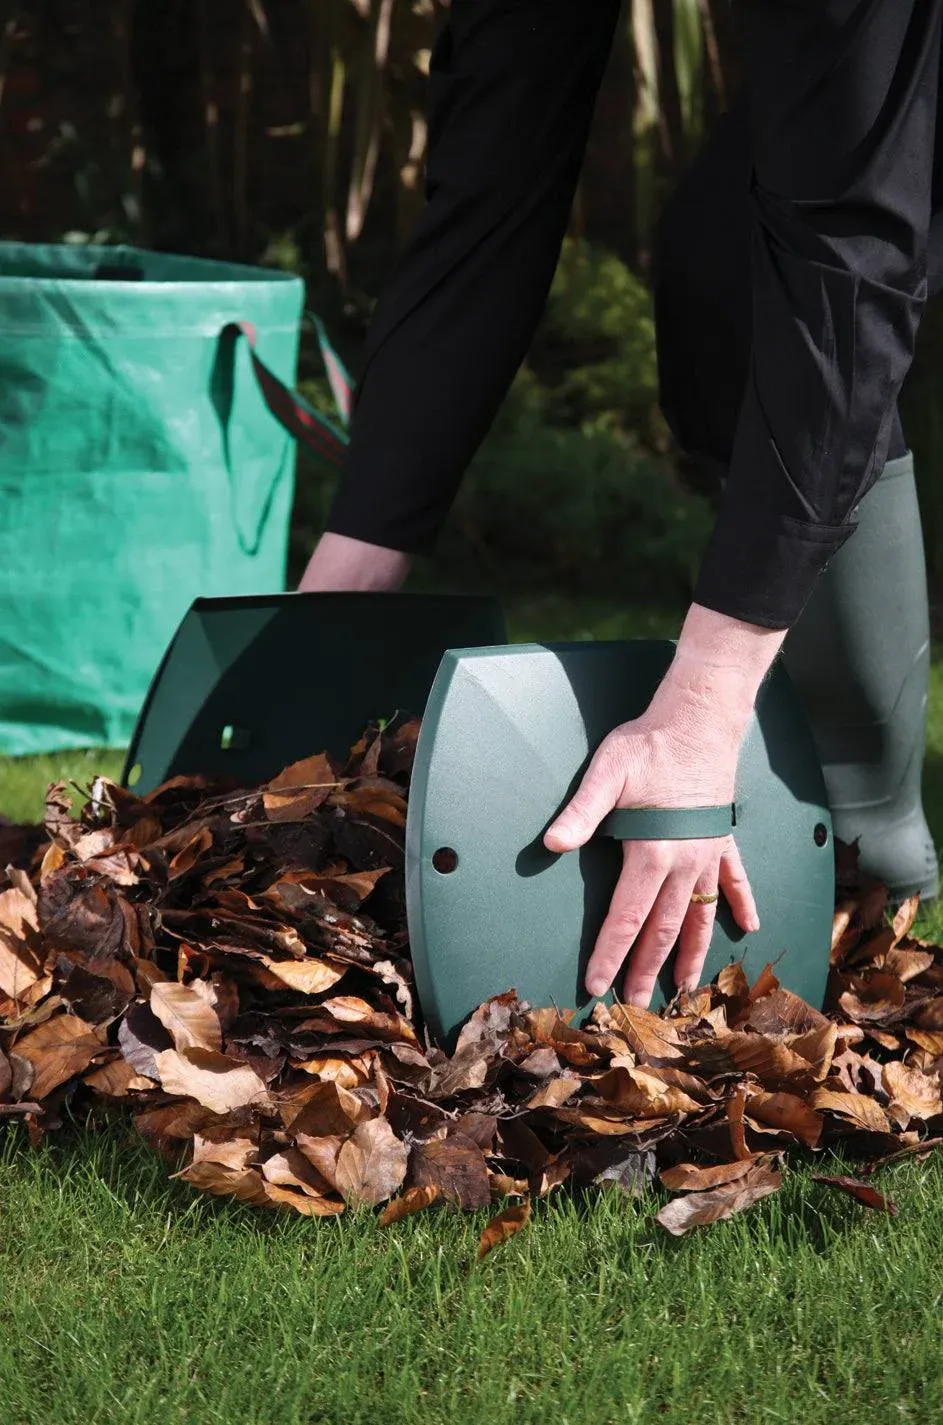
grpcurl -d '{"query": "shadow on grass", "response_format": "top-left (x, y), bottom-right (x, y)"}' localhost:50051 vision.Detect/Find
top-left (0, 1109), bottom-right (312, 1239)
top-left (3, 1108), bottom-right (895, 1262)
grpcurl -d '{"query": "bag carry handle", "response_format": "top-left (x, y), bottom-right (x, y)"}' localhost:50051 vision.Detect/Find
top-left (225, 319), bottom-right (350, 471)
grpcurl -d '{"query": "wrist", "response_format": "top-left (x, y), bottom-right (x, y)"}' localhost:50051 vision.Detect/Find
top-left (298, 532), bottom-right (413, 593)
top-left (653, 603), bottom-right (787, 736)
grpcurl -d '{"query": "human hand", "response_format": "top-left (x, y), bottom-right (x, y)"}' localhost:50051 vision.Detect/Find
top-left (298, 532), bottom-right (413, 592)
top-left (543, 604), bottom-right (786, 1006)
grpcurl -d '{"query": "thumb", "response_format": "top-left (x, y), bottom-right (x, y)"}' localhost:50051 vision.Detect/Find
top-left (544, 754), bottom-right (620, 852)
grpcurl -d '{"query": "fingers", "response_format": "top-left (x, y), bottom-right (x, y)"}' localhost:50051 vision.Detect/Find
top-left (719, 837), bottom-right (760, 933)
top-left (620, 860), bottom-right (705, 1008)
top-left (584, 842), bottom-right (665, 998)
top-left (673, 867), bottom-right (722, 995)
top-left (544, 740), bottom-right (627, 853)
top-left (584, 835), bottom-right (760, 1008)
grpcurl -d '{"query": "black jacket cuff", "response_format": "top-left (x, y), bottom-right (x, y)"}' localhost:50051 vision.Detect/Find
top-left (693, 506), bottom-right (858, 630)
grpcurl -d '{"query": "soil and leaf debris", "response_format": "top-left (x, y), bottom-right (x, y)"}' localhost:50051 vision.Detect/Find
top-left (1, 715), bottom-right (941, 1255)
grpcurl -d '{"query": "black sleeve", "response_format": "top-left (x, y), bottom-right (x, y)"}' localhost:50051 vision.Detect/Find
top-left (324, 0), bottom-right (620, 555)
top-left (694, 0), bottom-right (943, 630)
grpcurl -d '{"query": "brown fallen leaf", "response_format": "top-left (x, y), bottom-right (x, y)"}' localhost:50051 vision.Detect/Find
top-left (526, 1075), bottom-right (582, 1109)
top-left (335, 1117), bottom-right (408, 1207)
top-left (592, 1064), bottom-right (702, 1118)
top-left (838, 972), bottom-right (907, 1025)
top-left (656, 1162), bottom-right (782, 1236)
top-left (255, 955), bottom-right (347, 996)
top-left (728, 1087), bottom-right (751, 1160)
top-left (155, 1047), bottom-right (269, 1114)
top-left (150, 981), bottom-right (222, 1053)
top-left (811, 1089), bottom-right (891, 1134)
top-left (263, 754), bottom-right (338, 822)
top-left (863, 1137), bottom-right (943, 1175)
top-left (378, 1184), bottom-right (440, 1226)
top-left (12, 1013), bottom-right (108, 1100)
top-left (892, 895), bottom-right (921, 944)
top-left (280, 1079), bottom-right (367, 1135)
top-left (659, 1158), bottom-right (761, 1192)
top-left (884, 947), bottom-right (935, 983)
top-left (175, 1159), bottom-right (278, 1208)
top-left (84, 1058), bottom-right (155, 1096)
top-left (0, 932), bottom-right (42, 1001)
top-left (882, 1060), bottom-right (943, 1125)
top-left (478, 1200), bottom-right (532, 1260)
top-left (606, 1003), bottom-right (685, 1062)
top-left (745, 1091), bottom-right (823, 1149)
top-left (811, 1174), bottom-right (898, 1215)
top-left (260, 1148), bottom-right (336, 1200)
top-left (411, 1133), bottom-right (491, 1210)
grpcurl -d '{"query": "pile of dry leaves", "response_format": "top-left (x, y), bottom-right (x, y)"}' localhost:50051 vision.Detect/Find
top-left (1, 715), bottom-right (942, 1254)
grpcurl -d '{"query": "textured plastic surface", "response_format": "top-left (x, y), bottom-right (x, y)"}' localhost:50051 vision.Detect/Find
top-left (407, 641), bottom-right (834, 1044)
top-left (782, 452), bottom-right (938, 901)
top-left (0, 241), bottom-right (304, 754)
top-left (122, 591), bottom-right (507, 793)
top-left (599, 805), bottom-right (736, 839)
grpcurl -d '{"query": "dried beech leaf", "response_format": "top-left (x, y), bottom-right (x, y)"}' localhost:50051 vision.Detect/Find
top-left (745, 1091), bottom-right (823, 1149)
top-left (12, 1013), bottom-right (108, 1100)
top-left (606, 1004), bottom-right (684, 1062)
top-left (150, 981), bottom-right (222, 1053)
top-left (378, 1184), bottom-right (440, 1225)
top-left (811, 1174), bottom-right (898, 1215)
top-left (261, 1149), bottom-right (336, 1199)
top-left (892, 895), bottom-right (921, 945)
top-left (281, 1080), bottom-right (367, 1135)
top-left (660, 1158), bottom-right (761, 1192)
top-left (882, 1060), bottom-right (943, 1124)
top-left (175, 1159), bottom-right (275, 1207)
top-left (84, 1058), bottom-right (154, 1096)
top-left (155, 1048), bottom-right (268, 1114)
top-left (335, 1117), bottom-right (408, 1207)
top-left (411, 1133), bottom-right (491, 1210)
top-left (811, 1089), bottom-right (891, 1134)
top-left (478, 1200), bottom-right (532, 1260)
top-left (263, 754), bottom-right (337, 821)
top-left (656, 1162), bottom-right (782, 1236)
top-left (0, 932), bottom-right (42, 1000)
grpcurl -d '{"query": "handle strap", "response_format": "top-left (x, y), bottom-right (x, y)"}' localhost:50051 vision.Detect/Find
top-left (306, 310), bottom-right (354, 426)
top-left (598, 805), bottom-right (737, 840)
top-left (228, 320), bottom-right (349, 471)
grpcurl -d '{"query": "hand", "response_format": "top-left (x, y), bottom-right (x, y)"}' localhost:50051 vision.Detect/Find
top-left (543, 604), bottom-right (786, 1007)
top-left (298, 532), bottom-right (413, 592)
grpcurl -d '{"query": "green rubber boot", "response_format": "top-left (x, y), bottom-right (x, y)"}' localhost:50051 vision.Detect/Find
top-left (781, 452), bottom-right (939, 903)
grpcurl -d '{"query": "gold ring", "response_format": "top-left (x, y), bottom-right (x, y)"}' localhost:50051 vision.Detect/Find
top-left (690, 890), bottom-right (720, 905)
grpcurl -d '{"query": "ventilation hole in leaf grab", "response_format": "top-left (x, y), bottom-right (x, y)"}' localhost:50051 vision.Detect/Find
top-left (814, 822), bottom-right (829, 848)
top-left (219, 725), bottom-right (251, 751)
top-left (432, 847), bottom-right (459, 874)
top-left (127, 763), bottom-right (143, 787)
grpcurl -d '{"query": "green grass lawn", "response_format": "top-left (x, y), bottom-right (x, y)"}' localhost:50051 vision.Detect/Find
top-left (2, 600), bottom-right (943, 1424)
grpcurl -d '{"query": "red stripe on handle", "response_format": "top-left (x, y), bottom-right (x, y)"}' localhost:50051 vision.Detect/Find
top-left (229, 321), bottom-right (347, 468)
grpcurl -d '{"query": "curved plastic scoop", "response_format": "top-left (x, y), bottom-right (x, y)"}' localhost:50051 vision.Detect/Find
top-left (406, 640), bottom-right (834, 1045)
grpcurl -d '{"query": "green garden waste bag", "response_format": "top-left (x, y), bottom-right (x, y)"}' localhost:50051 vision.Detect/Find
top-left (0, 242), bottom-right (348, 756)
